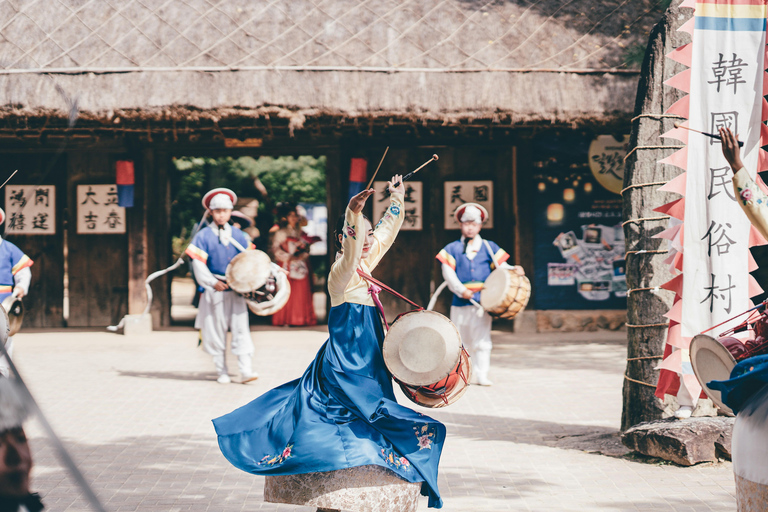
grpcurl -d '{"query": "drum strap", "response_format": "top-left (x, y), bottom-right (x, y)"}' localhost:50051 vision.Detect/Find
top-left (356, 269), bottom-right (423, 310)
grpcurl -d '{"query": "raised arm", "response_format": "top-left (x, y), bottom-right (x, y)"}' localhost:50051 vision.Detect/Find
top-left (366, 175), bottom-right (405, 270)
top-left (720, 127), bottom-right (768, 240)
top-left (328, 188), bottom-right (374, 296)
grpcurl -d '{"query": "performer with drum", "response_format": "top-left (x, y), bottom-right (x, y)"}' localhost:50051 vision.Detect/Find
top-left (213, 175), bottom-right (445, 509)
top-left (0, 208), bottom-right (33, 378)
top-left (185, 188), bottom-right (258, 385)
top-left (436, 203), bottom-right (521, 386)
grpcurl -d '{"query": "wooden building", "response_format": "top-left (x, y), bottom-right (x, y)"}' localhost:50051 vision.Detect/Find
top-left (0, 0), bottom-right (664, 328)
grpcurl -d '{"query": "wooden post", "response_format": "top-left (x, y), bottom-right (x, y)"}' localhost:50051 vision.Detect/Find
top-left (127, 150), bottom-right (148, 316)
top-left (621, 2), bottom-right (690, 431)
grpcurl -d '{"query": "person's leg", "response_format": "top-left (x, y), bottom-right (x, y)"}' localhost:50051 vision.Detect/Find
top-left (200, 291), bottom-right (230, 383)
top-left (471, 312), bottom-right (494, 386)
top-left (228, 295), bottom-right (257, 383)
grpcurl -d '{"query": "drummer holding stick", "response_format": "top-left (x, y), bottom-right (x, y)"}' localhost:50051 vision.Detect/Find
top-left (186, 188), bottom-right (258, 385)
top-left (436, 203), bottom-right (522, 386)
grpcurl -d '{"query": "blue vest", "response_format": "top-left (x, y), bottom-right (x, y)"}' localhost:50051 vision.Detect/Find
top-left (190, 226), bottom-right (251, 276)
top-left (439, 239), bottom-right (503, 307)
top-left (0, 240), bottom-right (32, 302)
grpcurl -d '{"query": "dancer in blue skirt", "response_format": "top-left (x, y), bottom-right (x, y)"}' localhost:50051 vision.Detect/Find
top-left (213, 174), bottom-right (445, 508)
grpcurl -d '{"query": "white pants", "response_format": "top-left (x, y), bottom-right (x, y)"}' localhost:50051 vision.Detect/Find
top-left (0, 337), bottom-right (13, 378)
top-left (450, 305), bottom-right (492, 380)
top-left (196, 290), bottom-right (253, 358)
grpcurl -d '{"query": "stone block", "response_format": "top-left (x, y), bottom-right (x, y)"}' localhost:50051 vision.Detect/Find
top-left (264, 465), bottom-right (421, 512)
top-left (512, 310), bottom-right (537, 333)
top-left (621, 417), bottom-right (734, 466)
top-left (122, 314), bottom-right (153, 336)
top-left (535, 310), bottom-right (627, 333)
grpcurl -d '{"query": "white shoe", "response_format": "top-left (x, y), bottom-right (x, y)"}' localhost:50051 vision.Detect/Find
top-left (674, 405), bottom-right (693, 419)
top-left (475, 376), bottom-right (493, 386)
top-left (217, 374), bottom-right (231, 384)
top-left (241, 372), bottom-right (259, 384)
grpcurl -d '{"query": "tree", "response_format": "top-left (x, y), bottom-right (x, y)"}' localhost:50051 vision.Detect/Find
top-left (621, 1), bottom-right (690, 430)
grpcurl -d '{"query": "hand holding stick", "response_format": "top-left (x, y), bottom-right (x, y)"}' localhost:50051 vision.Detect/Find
top-left (719, 127), bottom-right (744, 173)
top-left (349, 188), bottom-right (374, 214)
top-left (385, 154), bottom-right (439, 196)
top-left (674, 122), bottom-right (743, 147)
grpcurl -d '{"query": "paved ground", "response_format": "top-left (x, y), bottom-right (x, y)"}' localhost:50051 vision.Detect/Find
top-left (12, 326), bottom-right (735, 512)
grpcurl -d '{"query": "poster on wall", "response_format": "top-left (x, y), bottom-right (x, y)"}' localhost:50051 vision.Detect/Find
top-left (373, 181), bottom-right (423, 230)
top-left (76, 185), bottom-right (126, 234)
top-left (4, 185), bottom-right (56, 235)
top-left (532, 134), bottom-right (629, 310)
top-left (444, 180), bottom-right (493, 229)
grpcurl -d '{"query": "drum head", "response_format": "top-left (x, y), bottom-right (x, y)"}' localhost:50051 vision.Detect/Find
top-left (399, 349), bottom-right (472, 408)
top-left (226, 250), bottom-right (272, 295)
top-left (0, 297), bottom-right (23, 337)
top-left (690, 334), bottom-right (736, 416)
top-left (480, 268), bottom-right (511, 311)
top-left (383, 310), bottom-right (462, 387)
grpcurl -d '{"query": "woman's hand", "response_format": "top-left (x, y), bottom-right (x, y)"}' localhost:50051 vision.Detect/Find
top-left (719, 127), bottom-right (744, 173)
top-left (348, 188), bottom-right (374, 214)
top-left (388, 174), bottom-right (404, 195)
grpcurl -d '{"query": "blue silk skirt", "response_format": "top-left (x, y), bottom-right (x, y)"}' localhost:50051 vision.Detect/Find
top-left (213, 303), bottom-right (445, 508)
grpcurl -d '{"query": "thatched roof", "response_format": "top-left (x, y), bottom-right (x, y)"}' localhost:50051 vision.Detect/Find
top-left (0, 0), bottom-right (664, 132)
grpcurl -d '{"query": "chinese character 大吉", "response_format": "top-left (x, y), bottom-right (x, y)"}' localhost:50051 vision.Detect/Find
top-left (84, 211), bottom-right (98, 229)
top-left (81, 186), bottom-right (99, 205)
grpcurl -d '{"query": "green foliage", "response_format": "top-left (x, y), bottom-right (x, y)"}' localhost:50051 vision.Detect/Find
top-left (623, 43), bottom-right (647, 69)
top-left (171, 155), bottom-right (327, 260)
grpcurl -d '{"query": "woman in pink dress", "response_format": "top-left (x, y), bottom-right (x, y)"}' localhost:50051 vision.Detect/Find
top-left (271, 203), bottom-right (318, 326)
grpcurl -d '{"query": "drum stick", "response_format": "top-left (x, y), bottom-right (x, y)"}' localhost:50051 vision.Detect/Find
top-left (0, 170), bottom-right (18, 190)
top-left (402, 154), bottom-right (439, 182)
top-left (364, 147), bottom-right (390, 190)
top-left (674, 122), bottom-right (743, 147)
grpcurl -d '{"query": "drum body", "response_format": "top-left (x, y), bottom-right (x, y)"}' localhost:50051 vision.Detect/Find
top-left (398, 347), bottom-right (472, 408)
top-left (225, 250), bottom-right (291, 316)
top-left (480, 267), bottom-right (531, 320)
top-left (382, 310), bottom-right (462, 387)
top-left (0, 296), bottom-right (23, 337)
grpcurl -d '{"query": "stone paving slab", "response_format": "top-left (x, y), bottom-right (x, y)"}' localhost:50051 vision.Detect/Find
top-left (11, 327), bottom-right (735, 511)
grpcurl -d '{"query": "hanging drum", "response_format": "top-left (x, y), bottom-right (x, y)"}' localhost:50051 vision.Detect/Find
top-left (0, 296), bottom-right (24, 337)
top-left (480, 266), bottom-right (531, 320)
top-left (226, 250), bottom-right (291, 316)
top-left (382, 309), bottom-right (470, 408)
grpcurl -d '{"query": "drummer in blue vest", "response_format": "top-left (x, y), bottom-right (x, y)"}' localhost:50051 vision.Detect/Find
top-left (186, 188), bottom-right (258, 385)
top-left (436, 203), bottom-right (520, 386)
top-left (0, 208), bottom-right (33, 378)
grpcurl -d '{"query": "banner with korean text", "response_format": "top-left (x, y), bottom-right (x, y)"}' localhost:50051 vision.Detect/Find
top-left (655, 0), bottom-right (768, 405)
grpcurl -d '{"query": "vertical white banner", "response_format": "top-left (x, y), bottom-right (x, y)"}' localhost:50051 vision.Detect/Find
top-left (682, 7), bottom-right (766, 338)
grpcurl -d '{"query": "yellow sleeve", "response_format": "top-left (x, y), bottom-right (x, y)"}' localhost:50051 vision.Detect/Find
top-left (366, 192), bottom-right (405, 270)
top-left (733, 167), bottom-right (768, 240)
top-left (328, 207), bottom-right (366, 297)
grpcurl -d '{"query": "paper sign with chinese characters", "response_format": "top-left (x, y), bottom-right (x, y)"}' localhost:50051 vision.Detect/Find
top-left (76, 185), bottom-right (126, 234)
top-left (444, 181), bottom-right (493, 229)
top-left (373, 181), bottom-right (422, 230)
top-left (4, 185), bottom-right (56, 235)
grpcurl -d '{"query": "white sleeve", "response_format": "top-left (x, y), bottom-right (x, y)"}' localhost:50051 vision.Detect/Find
top-left (13, 267), bottom-right (31, 295)
top-left (442, 263), bottom-right (468, 297)
top-left (190, 258), bottom-right (219, 290)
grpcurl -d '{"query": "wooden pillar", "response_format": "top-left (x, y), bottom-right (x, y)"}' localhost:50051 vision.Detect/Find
top-left (127, 150), bottom-right (148, 315)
